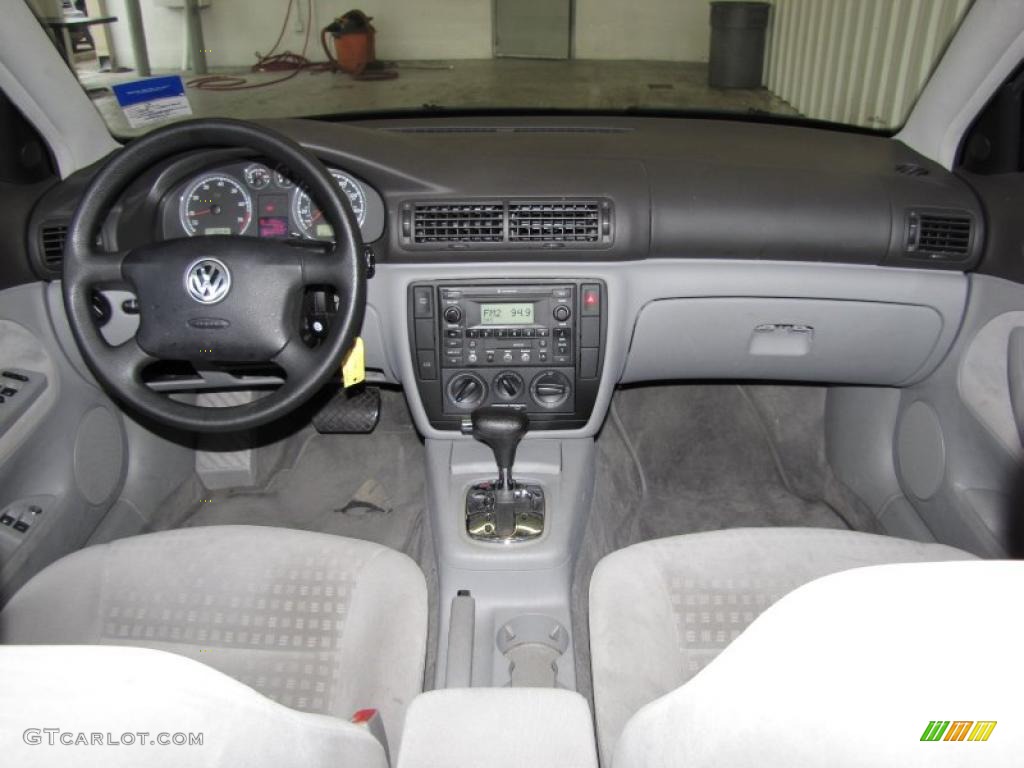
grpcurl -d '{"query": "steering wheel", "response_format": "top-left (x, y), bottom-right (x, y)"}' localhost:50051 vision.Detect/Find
top-left (62, 119), bottom-right (366, 433)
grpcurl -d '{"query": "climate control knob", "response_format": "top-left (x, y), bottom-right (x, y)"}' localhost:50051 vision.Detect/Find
top-left (443, 305), bottom-right (463, 324)
top-left (494, 371), bottom-right (525, 401)
top-left (530, 370), bottom-right (571, 408)
top-left (552, 304), bottom-right (571, 322)
top-left (447, 372), bottom-right (486, 409)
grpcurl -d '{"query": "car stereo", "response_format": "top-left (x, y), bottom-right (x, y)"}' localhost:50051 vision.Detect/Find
top-left (408, 280), bottom-right (606, 430)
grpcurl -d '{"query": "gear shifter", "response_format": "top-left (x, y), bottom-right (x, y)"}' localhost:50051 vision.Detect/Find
top-left (470, 406), bottom-right (528, 490)
top-left (463, 407), bottom-right (545, 542)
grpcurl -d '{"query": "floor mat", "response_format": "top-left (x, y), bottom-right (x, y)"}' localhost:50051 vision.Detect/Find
top-left (571, 383), bottom-right (867, 704)
top-left (179, 388), bottom-right (439, 687)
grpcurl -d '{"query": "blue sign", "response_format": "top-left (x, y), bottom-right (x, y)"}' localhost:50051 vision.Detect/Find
top-left (112, 75), bottom-right (186, 107)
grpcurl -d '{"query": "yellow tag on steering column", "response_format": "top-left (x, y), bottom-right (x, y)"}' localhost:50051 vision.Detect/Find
top-left (341, 337), bottom-right (366, 388)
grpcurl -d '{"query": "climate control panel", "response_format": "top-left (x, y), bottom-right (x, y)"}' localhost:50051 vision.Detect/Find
top-left (409, 280), bottom-right (606, 430)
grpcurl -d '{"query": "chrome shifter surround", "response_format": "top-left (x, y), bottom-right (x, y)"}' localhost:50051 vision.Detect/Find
top-left (466, 482), bottom-right (545, 542)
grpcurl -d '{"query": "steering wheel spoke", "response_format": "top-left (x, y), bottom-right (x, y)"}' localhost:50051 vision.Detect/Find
top-left (108, 336), bottom-right (158, 384)
top-left (81, 250), bottom-right (131, 288)
top-left (273, 339), bottom-right (322, 381)
top-left (299, 250), bottom-right (341, 288)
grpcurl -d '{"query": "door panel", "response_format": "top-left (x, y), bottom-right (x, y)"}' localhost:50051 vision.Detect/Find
top-left (0, 283), bottom-right (129, 601)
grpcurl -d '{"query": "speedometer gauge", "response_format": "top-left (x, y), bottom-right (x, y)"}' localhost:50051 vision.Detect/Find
top-left (180, 174), bottom-right (252, 236)
top-left (293, 169), bottom-right (367, 239)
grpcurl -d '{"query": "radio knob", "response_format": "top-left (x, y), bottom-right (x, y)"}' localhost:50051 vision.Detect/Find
top-left (552, 305), bottom-right (571, 322)
top-left (444, 305), bottom-right (463, 324)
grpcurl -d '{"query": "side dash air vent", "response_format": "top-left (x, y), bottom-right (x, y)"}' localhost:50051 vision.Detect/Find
top-left (412, 203), bottom-right (504, 243)
top-left (39, 222), bottom-right (68, 273)
top-left (905, 210), bottom-right (973, 261)
top-left (508, 201), bottom-right (607, 243)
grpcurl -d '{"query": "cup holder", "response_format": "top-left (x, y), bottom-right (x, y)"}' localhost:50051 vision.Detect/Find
top-left (496, 614), bottom-right (569, 688)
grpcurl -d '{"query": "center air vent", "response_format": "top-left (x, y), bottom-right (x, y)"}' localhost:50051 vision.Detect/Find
top-left (402, 199), bottom-right (614, 248)
top-left (39, 222), bottom-right (68, 273)
top-left (412, 203), bottom-right (504, 243)
top-left (905, 210), bottom-right (973, 261)
top-left (508, 202), bottom-right (603, 243)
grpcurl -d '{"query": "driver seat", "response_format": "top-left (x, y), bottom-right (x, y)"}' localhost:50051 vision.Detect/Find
top-left (0, 525), bottom-right (428, 761)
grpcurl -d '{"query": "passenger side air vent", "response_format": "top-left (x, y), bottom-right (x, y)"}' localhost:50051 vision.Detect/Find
top-left (412, 203), bottom-right (504, 243)
top-left (905, 210), bottom-right (973, 261)
top-left (39, 222), bottom-right (68, 273)
top-left (508, 201), bottom-right (605, 243)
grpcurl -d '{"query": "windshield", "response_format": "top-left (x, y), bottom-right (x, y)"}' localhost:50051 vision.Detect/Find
top-left (29, 0), bottom-right (972, 137)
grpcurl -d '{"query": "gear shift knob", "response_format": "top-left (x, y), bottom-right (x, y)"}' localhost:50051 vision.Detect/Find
top-left (470, 407), bottom-right (528, 490)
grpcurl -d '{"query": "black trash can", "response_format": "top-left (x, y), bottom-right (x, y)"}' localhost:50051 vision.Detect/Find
top-left (708, 1), bottom-right (771, 89)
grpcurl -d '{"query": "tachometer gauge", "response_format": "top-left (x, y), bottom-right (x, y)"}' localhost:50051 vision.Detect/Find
top-left (179, 174), bottom-right (252, 236)
top-left (243, 164), bottom-right (272, 190)
top-left (292, 169), bottom-right (367, 239)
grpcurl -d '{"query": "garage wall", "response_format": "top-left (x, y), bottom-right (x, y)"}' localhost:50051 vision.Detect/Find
top-left (575, 0), bottom-right (710, 61)
top-left (764, 0), bottom-right (973, 129)
top-left (101, 0), bottom-right (716, 70)
top-left (103, 0), bottom-right (493, 70)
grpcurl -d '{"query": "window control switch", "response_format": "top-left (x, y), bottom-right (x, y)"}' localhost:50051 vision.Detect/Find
top-left (0, 387), bottom-right (16, 397)
top-left (0, 514), bottom-right (14, 527)
top-left (13, 520), bottom-right (29, 533)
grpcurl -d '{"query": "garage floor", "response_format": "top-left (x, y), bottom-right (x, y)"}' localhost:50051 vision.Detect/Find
top-left (75, 58), bottom-right (799, 135)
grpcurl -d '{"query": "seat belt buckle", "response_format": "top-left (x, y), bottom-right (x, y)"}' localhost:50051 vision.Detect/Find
top-left (351, 708), bottom-right (390, 764)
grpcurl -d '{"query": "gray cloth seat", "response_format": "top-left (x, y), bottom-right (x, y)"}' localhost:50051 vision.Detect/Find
top-left (588, 527), bottom-right (977, 766)
top-left (0, 525), bottom-right (428, 760)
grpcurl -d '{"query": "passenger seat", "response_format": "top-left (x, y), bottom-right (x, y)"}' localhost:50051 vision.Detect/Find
top-left (589, 528), bottom-right (991, 766)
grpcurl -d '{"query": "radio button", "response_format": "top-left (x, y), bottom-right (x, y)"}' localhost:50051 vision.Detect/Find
top-left (445, 339), bottom-right (462, 349)
top-left (443, 305), bottom-right (463, 324)
top-left (413, 287), bottom-right (434, 318)
top-left (553, 305), bottom-right (572, 322)
top-left (417, 351), bottom-right (437, 380)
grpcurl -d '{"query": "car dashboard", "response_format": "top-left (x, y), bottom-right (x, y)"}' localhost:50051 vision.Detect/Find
top-left (24, 115), bottom-right (985, 438)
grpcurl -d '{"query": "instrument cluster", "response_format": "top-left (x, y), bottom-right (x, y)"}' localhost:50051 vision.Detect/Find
top-left (162, 160), bottom-right (385, 243)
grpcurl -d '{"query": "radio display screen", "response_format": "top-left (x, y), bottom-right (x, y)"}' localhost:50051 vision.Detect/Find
top-left (480, 302), bottom-right (534, 325)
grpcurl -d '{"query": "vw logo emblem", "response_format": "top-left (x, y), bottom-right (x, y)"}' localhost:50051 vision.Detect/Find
top-left (185, 258), bottom-right (231, 305)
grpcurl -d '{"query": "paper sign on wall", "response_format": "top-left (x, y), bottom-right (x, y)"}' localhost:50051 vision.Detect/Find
top-left (112, 76), bottom-right (193, 129)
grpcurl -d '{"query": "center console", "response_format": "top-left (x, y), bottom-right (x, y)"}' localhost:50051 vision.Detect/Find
top-left (408, 280), bottom-right (607, 430)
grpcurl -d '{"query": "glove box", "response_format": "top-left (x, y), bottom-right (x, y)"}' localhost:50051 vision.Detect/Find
top-left (621, 297), bottom-right (946, 385)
